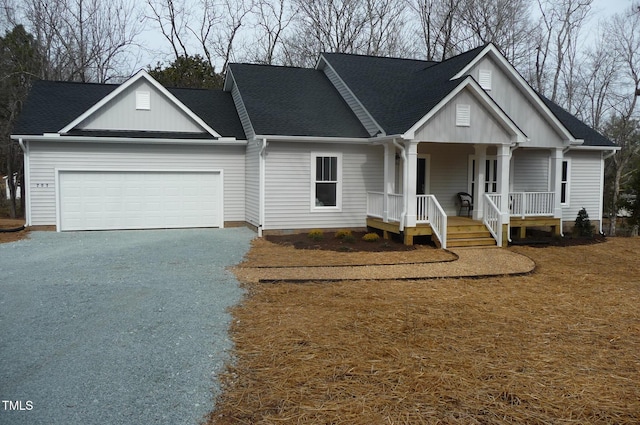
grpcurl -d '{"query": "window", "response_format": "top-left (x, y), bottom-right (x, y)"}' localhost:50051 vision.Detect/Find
top-left (479, 69), bottom-right (492, 90)
top-left (469, 156), bottom-right (497, 195)
top-left (456, 104), bottom-right (471, 127)
top-left (136, 91), bottom-right (150, 110)
top-left (312, 153), bottom-right (341, 210)
top-left (560, 160), bottom-right (570, 204)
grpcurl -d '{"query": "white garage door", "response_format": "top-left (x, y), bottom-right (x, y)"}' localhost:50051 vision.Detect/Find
top-left (58, 170), bottom-right (222, 231)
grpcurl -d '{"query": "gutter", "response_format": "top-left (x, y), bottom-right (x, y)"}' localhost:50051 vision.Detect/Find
top-left (17, 138), bottom-right (31, 227)
top-left (253, 134), bottom-right (370, 144)
top-left (10, 135), bottom-right (248, 146)
top-left (392, 138), bottom-right (407, 231)
top-left (258, 138), bottom-right (268, 237)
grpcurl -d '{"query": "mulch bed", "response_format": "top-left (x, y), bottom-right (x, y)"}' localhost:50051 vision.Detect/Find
top-left (266, 230), bottom-right (417, 252)
top-left (0, 218), bottom-right (28, 244)
top-left (210, 237), bottom-right (640, 425)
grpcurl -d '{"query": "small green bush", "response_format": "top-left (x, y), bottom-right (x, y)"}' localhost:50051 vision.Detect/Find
top-left (342, 234), bottom-right (356, 243)
top-left (335, 229), bottom-right (353, 239)
top-left (308, 229), bottom-right (324, 241)
top-left (574, 207), bottom-right (594, 237)
top-left (362, 232), bottom-right (380, 242)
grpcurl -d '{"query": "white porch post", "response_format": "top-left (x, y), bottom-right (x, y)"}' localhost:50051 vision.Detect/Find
top-left (473, 144), bottom-right (487, 220)
top-left (383, 143), bottom-right (396, 222)
top-left (496, 144), bottom-right (510, 217)
top-left (405, 140), bottom-right (418, 227)
top-left (550, 147), bottom-right (563, 218)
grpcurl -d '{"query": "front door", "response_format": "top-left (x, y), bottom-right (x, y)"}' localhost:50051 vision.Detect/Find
top-left (417, 154), bottom-right (430, 195)
top-left (469, 156), bottom-right (497, 196)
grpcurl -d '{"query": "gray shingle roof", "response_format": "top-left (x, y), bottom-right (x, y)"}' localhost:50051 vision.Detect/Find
top-left (539, 94), bottom-right (616, 147)
top-left (13, 80), bottom-right (246, 139)
top-left (321, 46), bottom-right (486, 134)
top-left (228, 63), bottom-right (370, 138)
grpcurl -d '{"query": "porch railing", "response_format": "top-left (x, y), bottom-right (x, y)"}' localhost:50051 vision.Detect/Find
top-left (366, 192), bottom-right (404, 222)
top-left (509, 192), bottom-right (555, 217)
top-left (418, 195), bottom-right (447, 249)
top-left (483, 194), bottom-right (502, 247)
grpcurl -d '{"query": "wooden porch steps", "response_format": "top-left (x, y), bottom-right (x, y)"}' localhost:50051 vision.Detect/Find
top-left (445, 220), bottom-right (497, 248)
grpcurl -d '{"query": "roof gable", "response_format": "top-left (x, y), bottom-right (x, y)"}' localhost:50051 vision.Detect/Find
top-left (452, 44), bottom-right (576, 143)
top-left (13, 77), bottom-right (246, 140)
top-left (404, 76), bottom-right (527, 143)
top-left (59, 70), bottom-right (221, 138)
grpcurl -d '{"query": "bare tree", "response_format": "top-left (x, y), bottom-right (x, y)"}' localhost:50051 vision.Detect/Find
top-left (146, 0), bottom-right (190, 61)
top-left (246, 0), bottom-right (295, 65)
top-left (4, 0), bottom-right (143, 82)
top-left (603, 5), bottom-right (640, 235)
top-left (407, 0), bottom-right (463, 61)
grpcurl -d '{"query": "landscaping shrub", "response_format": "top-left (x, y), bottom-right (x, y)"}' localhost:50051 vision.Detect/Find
top-left (574, 207), bottom-right (594, 237)
top-left (335, 229), bottom-right (353, 239)
top-left (308, 229), bottom-right (324, 241)
top-left (362, 232), bottom-right (380, 242)
top-left (342, 234), bottom-right (356, 243)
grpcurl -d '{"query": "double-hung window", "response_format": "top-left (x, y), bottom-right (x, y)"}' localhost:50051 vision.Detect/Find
top-left (312, 153), bottom-right (341, 210)
top-left (560, 160), bottom-right (570, 205)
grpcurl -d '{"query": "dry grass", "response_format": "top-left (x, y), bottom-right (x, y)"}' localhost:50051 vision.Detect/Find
top-left (210, 238), bottom-right (640, 424)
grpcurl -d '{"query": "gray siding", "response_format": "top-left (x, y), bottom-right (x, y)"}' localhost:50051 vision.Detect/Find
top-left (264, 142), bottom-right (383, 230)
top-left (414, 90), bottom-right (512, 144)
top-left (79, 79), bottom-right (204, 133)
top-left (245, 141), bottom-right (260, 226)
top-left (322, 64), bottom-right (380, 136)
top-left (231, 84), bottom-right (255, 139)
top-left (465, 56), bottom-right (566, 148)
top-left (418, 143), bottom-right (473, 215)
top-left (563, 150), bottom-right (603, 223)
top-left (511, 149), bottom-right (550, 192)
top-left (27, 141), bottom-right (245, 225)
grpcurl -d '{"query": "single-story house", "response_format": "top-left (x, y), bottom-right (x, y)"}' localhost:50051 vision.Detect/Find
top-left (11, 43), bottom-right (618, 248)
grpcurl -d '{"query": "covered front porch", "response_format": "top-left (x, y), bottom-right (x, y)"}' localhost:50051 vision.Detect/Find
top-left (366, 140), bottom-right (565, 248)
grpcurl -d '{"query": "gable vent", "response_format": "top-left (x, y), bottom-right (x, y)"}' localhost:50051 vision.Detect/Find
top-left (136, 91), bottom-right (151, 110)
top-left (456, 104), bottom-right (471, 127)
top-left (479, 69), bottom-right (492, 90)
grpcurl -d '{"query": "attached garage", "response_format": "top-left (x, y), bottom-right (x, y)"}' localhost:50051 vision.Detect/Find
top-left (58, 170), bottom-right (223, 231)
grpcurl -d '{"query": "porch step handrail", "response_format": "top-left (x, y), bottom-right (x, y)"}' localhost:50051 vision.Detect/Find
top-left (418, 194), bottom-right (447, 249)
top-left (483, 194), bottom-right (502, 247)
top-left (509, 192), bottom-right (555, 217)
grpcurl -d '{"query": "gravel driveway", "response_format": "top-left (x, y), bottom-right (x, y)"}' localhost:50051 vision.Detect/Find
top-left (0, 228), bottom-right (253, 425)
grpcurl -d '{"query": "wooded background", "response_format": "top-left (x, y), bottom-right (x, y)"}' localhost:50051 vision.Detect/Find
top-left (1, 0), bottom-right (638, 234)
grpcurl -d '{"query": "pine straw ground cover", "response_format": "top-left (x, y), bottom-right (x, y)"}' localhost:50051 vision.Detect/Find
top-left (209, 238), bottom-right (640, 425)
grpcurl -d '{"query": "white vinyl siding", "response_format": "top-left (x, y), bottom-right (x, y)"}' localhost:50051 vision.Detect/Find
top-left (562, 151), bottom-right (603, 223)
top-left (27, 141), bottom-right (245, 226)
top-left (245, 141), bottom-right (260, 227)
top-left (414, 90), bottom-right (511, 144)
top-left (465, 56), bottom-right (566, 148)
top-left (79, 79), bottom-right (204, 133)
top-left (417, 143), bottom-right (474, 215)
top-left (264, 142), bottom-right (383, 230)
top-left (511, 149), bottom-right (550, 192)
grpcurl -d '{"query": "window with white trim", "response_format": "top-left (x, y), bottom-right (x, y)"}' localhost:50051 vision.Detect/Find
top-left (311, 153), bottom-right (341, 210)
top-left (456, 104), bottom-right (471, 127)
top-left (560, 160), bottom-right (570, 204)
top-left (479, 69), bottom-right (492, 90)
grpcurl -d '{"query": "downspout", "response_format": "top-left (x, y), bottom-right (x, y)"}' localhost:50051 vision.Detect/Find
top-left (392, 139), bottom-right (407, 231)
top-left (18, 138), bottom-right (30, 227)
top-left (258, 138), bottom-right (267, 237)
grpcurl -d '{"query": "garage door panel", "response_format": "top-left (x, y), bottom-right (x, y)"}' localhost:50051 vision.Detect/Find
top-left (59, 171), bottom-right (222, 231)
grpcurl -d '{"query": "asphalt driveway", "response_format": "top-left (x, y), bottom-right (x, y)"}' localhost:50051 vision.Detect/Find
top-left (0, 228), bottom-right (253, 425)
